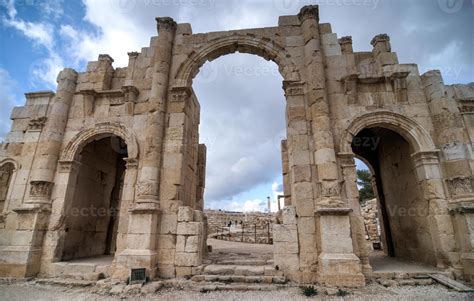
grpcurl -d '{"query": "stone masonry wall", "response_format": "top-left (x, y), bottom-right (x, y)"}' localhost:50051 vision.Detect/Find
top-left (0, 5), bottom-right (473, 284)
top-left (360, 199), bottom-right (380, 245)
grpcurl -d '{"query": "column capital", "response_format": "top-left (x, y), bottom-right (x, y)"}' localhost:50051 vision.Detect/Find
top-left (298, 5), bottom-right (319, 23)
top-left (411, 150), bottom-right (440, 167)
top-left (156, 17), bottom-right (177, 34)
top-left (283, 81), bottom-right (305, 97)
top-left (337, 152), bottom-right (356, 167)
top-left (170, 86), bottom-right (192, 102)
top-left (124, 158), bottom-right (139, 170)
top-left (58, 160), bottom-right (81, 173)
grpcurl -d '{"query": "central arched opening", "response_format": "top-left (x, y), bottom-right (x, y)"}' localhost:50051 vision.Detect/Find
top-left (61, 136), bottom-right (127, 266)
top-left (193, 52), bottom-right (286, 266)
top-left (352, 127), bottom-right (439, 272)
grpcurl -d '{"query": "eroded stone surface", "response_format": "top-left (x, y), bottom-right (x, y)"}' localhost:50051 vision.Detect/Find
top-left (0, 4), bottom-right (473, 287)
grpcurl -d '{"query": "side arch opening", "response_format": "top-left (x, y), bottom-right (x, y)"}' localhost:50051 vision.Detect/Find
top-left (61, 136), bottom-right (127, 261)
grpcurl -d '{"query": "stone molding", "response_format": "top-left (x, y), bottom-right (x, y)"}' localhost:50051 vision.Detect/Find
top-left (315, 207), bottom-right (352, 216)
top-left (283, 81), bottom-right (305, 97)
top-left (0, 158), bottom-right (19, 171)
top-left (170, 86), bottom-right (192, 102)
top-left (173, 34), bottom-right (300, 87)
top-left (58, 160), bottom-right (81, 173)
top-left (339, 111), bottom-right (436, 154)
top-left (60, 122), bottom-right (139, 162)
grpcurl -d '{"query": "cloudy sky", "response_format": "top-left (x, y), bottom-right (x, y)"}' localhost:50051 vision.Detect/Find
top-left (0, 0), bottom-right (472, 212)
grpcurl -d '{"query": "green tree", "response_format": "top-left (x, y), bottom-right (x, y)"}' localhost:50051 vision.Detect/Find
top-left (357, 169), bottom-right (375, 204)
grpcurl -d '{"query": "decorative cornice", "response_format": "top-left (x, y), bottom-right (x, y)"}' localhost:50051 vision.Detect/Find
top-left (13, 203), bottom-right (51, 214)
top-left (338, 36), bottom-right (352, 45)
top-left (25, 91), bottom-right (55, 99)
top-left (283, 81), bottom-right (305, 97)
top-left (170, 86), bottom-right (192, 102)
top-left (58, 160), bottom-right (81, 173)
top-left (315, 207), bottom-right (352, 216)
top-left (411, 150), bottom-right (441, 167)
top-left (124, 158), bottom-right (139, 169)
top-left (129, 201), bottom-right (160, 213)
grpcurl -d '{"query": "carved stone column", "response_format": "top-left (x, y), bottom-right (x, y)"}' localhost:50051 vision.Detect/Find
top-left (412, 151), bottom-right (462, 274)
top-left (27, 68), bottom-right (78, 206)
top-left (282, 81), bottom-right (314, 282)
top-left (114, 158), bottom-right (139, 256)
top-left (135, 17), bottom-right (177, 204)
top-left (338, 153), bottom-right (372, 275)
top-left (298, 5), bottom-right (364, 286)
top-left (422, 70), bottom-right (474, 281)
top-left (40, 159), bottom-right (81, 268)
top-left (115, 18), bottom-right (177, 280)
top-left (299, 6), bottom-right (343, 209)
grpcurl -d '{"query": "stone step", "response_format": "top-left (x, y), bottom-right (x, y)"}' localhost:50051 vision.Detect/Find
top-left (191, 274), bottom-right (286, 284)
top-left (51, 259), bottom-right (112, 280)
top-left (196, 283), bottom-right (288, 292)
top-left (202, 264), bottom-right (283, 277)
top-left (371, 270), bottom-right (452, 280)
top-left (35, 278), bottom-right (96, 287)
top-left (213, 259), bottom-right (269, 266)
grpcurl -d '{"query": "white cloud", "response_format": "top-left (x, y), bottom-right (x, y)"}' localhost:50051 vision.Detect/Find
top-left (58, 0), bottom-right (153, 67)
top-left (2, 2), bottom-right (54, 50)
top-left (1, 0), bottom-right (63, 87)
top-left (0, 68), bottom-right (19, 141)
top-left (231, 199), bottom-right (265, 212)
top-left (39, 0), bottom-right (64, 19)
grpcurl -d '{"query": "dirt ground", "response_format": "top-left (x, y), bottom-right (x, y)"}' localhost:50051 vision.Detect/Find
top-left (0, 279), bottom-right (473, 301)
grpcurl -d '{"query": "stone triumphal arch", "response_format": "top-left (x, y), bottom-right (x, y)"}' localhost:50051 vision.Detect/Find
top-left (0, 6), bottom-right (473, 286)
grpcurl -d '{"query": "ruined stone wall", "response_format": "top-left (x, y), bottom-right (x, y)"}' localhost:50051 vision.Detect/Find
top-left (360, 199), bottom-right (380, 245)
top-left (205, 209), bottom-right (275, 244)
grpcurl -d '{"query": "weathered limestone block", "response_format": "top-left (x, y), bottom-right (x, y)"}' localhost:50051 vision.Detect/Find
top-left (175, 252), bottom-right (200, 267)
top-left (274, 253), bottom-right (299, 272)
top-left (282, 206), bottom-right (297, 225)
top-left (273, 224), bottom-right (298, 242)
top-left (177, 206), bottom-right (194, 222)
top-left (184, 236), bottom-right (200, 253)
top-left (274, 241), bottom-right (298, 254)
